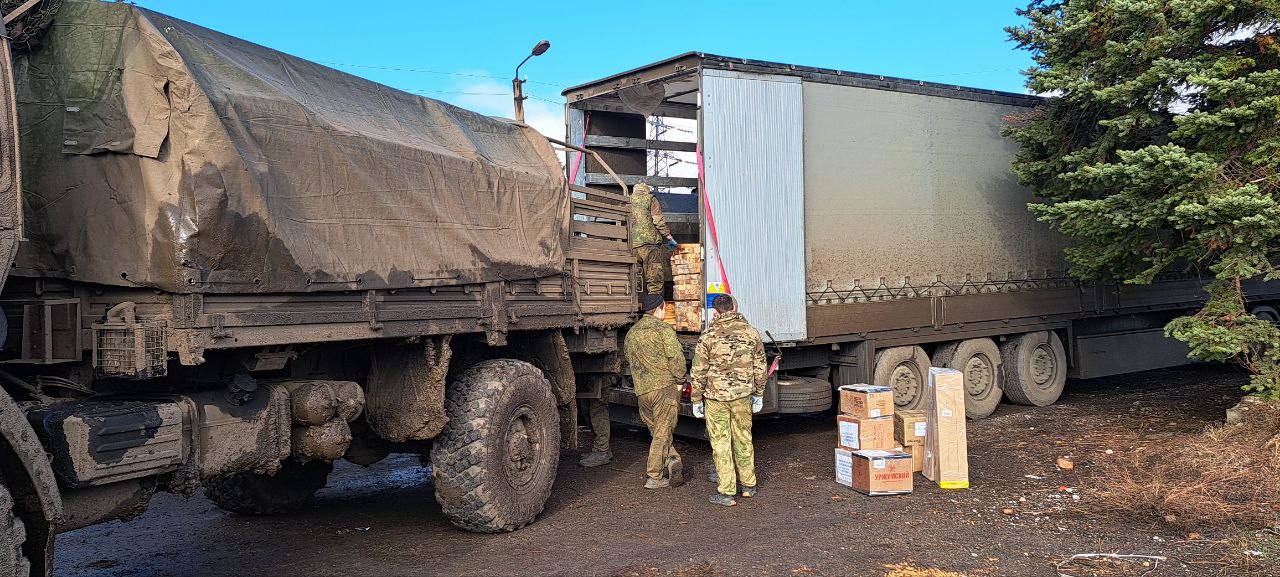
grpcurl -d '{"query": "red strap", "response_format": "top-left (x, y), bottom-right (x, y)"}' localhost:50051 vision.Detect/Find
top-left (697, 145), bottom-right (731, 294)
top-left (568, 112), bottom-right (590, 184)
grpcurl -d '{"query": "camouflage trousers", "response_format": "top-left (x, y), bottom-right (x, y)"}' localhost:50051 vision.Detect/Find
top-left (581, 397), bottom-right (610, 453)
top-left (634, 244), bottom-right (667, 296)
top-left (704, 397), bottom-right (756, 496)
top-left (637, 386), bottom-right (680, 480)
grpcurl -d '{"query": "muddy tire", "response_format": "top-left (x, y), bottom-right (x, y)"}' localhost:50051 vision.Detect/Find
top-left (0, 477), bottom-right (29, 577)
top-left (430, 359), bottom-right (560, 533)
top-left (776, 376), bottom-right (832, 413)
top-left (1000, 331), bottom-right (1067, 406)
top-left (932, 338), bottom-right (1004, 419)
top-left (203, 459), bottom-right (333, 515)
top-left (874, 346), bottom-right (931, 410)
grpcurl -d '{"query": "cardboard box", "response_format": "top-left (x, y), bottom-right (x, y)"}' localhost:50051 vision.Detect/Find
top-left (922, 367), bottom-right (969, 489)
top-left (834, 447), bottom-right (854, 487)
top-left (894, 410), bottom-right (928, 447)
top-left (905, 444), bottom-right (925, 473)
top-left (838, 384), bottom-right (894, 418)
top-left (837, 414), bottom-right (894, 451)
top-left (849, 450), bottom-right (913, 495)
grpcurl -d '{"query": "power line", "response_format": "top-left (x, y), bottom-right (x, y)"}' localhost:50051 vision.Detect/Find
top-left (318, 60), bottom-right (566, 88)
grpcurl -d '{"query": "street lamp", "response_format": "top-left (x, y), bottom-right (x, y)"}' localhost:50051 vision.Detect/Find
top-left (513, 40), bottom-right (550, 124)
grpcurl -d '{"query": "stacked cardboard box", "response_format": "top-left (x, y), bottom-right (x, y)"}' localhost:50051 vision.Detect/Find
top-left (834, 384), bottom-right (913, 495)
top-left (669, 244), bottom-right (703, 332)
top-left (895, 409), bottom-right (927, 473)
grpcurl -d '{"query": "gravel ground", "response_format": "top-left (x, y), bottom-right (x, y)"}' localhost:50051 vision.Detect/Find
top-left (54, 364), bottom-right (1276, 577)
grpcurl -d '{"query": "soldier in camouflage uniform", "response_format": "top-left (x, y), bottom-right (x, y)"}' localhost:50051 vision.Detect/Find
top-left (629, 183), bottom-right (677, 297)
top-left (578, 396), bottom-right (611, 467)
top-left (623, 294), bottom-right (686, 488)
top-left (690, 294), bottom-right (767, 507)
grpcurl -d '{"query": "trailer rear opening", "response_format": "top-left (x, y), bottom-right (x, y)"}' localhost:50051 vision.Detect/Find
top-left (564, 53), bottom-right (1280, 421)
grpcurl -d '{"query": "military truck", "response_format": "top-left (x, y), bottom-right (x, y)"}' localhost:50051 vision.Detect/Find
top-left (564, 53), bottom-right (1280, 422)
top-left (0, 2), bottom-right (642, 574)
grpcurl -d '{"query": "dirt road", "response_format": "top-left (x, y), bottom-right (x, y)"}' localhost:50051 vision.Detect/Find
top-left (55, 365), bottom-right (1272, 577)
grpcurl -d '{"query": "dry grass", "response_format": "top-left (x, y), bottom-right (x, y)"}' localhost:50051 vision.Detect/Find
top-left (881, 564), bottom-right (970, 577)
top-left (1094, 398), bottom-right (1280, 529)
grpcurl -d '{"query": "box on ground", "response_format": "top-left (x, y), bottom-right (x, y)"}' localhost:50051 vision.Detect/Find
top-left (846, 449), bottom-right (913, 495)
top-left (837, 414), bottom-right (894, 451)
top-left (838, 384), bottom-right (894, 418)
top-left (905, 444), bottom-right (925, 473)
top-left (922, 367), bottom-right (969, 489)
top-left (895, 409), bottom-right (927, 447)
top-left (834, 447), bottom-right (853, 487)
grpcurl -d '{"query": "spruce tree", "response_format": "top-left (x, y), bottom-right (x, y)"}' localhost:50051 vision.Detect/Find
top-left (1006, 0), bottom-right (1280, 395)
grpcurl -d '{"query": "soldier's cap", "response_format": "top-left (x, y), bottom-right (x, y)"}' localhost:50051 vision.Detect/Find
top-left (633, 183), bottom-right (651, 194)
top-left (642, 294), bottom-right (665, 312)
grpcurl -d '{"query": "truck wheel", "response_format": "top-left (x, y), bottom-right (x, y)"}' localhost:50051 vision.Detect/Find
top-left (1000, 331), bottom-right (1067, 406)
top-left (874, 346), bottom-right (931, 410)
top-left (932, 338), bottom-right (1004, 419)
top-left (203, 459), bottom-right (333, 515)
top-left (431, 359), bottom-right (560, 533)
top-left (775, 376), bottom-right (832, 413)
top-left (0, 477), bottom-right (29, 577)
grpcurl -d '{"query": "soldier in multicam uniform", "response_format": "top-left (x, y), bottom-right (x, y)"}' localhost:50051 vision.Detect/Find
top-left (623, 294), bottom-right (686, 488)
top-left (690, 294), bottom-right (767, 507)
top-left (628, 183), bottom-right (677, 297)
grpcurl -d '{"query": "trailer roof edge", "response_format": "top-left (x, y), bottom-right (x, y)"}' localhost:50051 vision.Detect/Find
top-left (562, 52), bottom-right (1042, 108)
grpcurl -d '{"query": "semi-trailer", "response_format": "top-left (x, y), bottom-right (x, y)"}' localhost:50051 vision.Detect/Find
top-left (563, 53), bottom-right (1280, 421)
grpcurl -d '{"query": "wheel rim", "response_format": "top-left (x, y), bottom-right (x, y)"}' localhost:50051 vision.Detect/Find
top-left (891, 362), bottom-right (922, 406)
top-left (1030, 344), bottom-right (1059, 391)
top-left (963, 352), bottom-right (996, 398)
top-left (503, 404), bottom-right (543, 493)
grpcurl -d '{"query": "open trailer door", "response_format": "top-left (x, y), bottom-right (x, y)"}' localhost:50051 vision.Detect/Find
top-left (700, 68), bottom-right (806, 341)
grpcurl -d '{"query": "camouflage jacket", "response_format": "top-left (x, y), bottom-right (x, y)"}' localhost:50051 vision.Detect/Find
top-left (624, 314), bottom-right (687, 397)
top-left (690, 311), bottom-right (766, 403)
top-left (628, 192), bottom-right (672, 248)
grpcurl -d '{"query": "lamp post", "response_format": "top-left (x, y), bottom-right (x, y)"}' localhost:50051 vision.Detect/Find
top-left (513, 39), bottom-right (550, 124)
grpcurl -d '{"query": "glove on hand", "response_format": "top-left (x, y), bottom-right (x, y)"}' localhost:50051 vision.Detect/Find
top-left (692, 402), bottom-right (705, 419)
top-left (751, 396), bottom-right (764, 414)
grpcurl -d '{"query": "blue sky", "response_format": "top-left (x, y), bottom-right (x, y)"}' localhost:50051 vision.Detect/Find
top-left (131, 0), bottom-right (1036, 137)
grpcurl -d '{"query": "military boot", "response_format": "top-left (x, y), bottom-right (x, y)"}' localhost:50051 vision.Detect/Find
top-left (644, 477), bottom-right (671, 489)
top-left (667, 456), bottom-right (684, 486)
top-left (578, 450), bottom-right (612, 468)
top-left (708, 493), bottom-right (737, 507)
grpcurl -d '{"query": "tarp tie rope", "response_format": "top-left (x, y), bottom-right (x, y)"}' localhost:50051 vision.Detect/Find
top-left (697, 145), bottom-right (731, 294)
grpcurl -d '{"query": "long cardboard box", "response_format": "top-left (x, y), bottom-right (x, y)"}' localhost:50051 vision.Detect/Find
top-left (922, 367), bottom-right (969, 489)
top-left (837, 414), bottom-right (894, 451)
top-left (838, 384), bottom-right (894, 418)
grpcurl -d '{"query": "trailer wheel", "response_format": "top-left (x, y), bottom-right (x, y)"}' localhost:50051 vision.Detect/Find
top-left (203, 459), bottom-right (333, 515)
top-left (430, 359), bottom-right (560, 533)
top-left (932, 338), bottom-right (1004, 419)
top-left (0, 476), bottom-right (29, 577)
top-left (1000, 331), bottom-right (1067, 406)
top-left (874, 346), bottom-right (931, 410)
top-left (775, 376), bottom-right (833, 413)
top-left (1250, 305), bottom-right (1279, 323)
